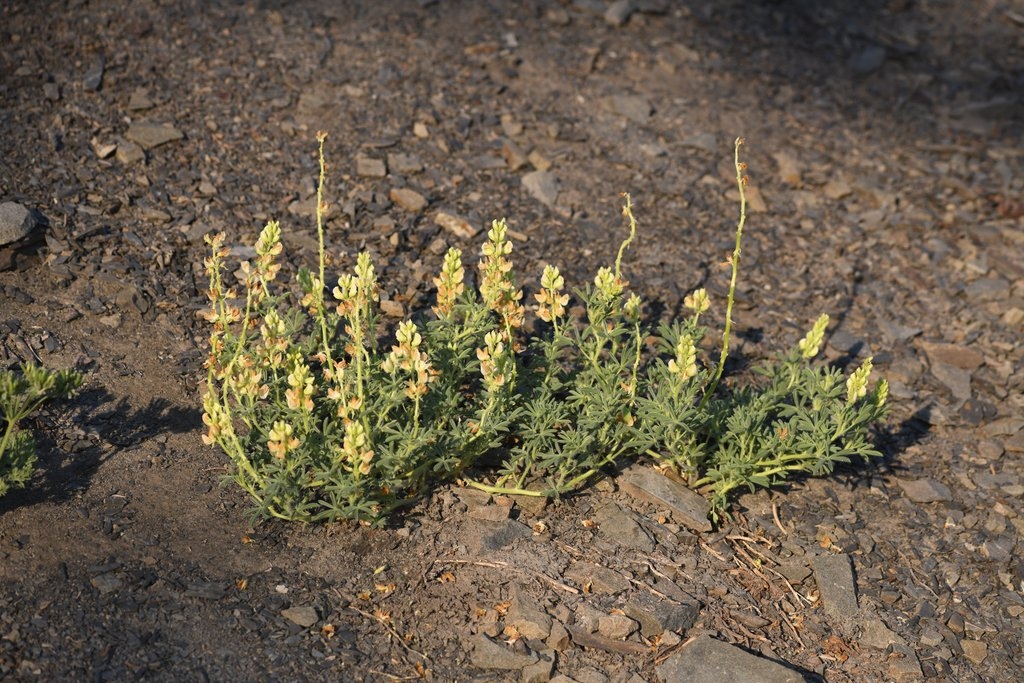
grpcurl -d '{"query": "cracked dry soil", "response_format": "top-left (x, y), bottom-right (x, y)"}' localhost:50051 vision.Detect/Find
top-left (1, 1), bottom-right (1023, 681)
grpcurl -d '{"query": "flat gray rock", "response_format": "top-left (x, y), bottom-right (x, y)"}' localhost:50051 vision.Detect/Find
top-left (522, 170), bottom-right (559, 208)
top-left (434, 210), bottom-right (479, 239)
top-left (469, 633), bottom-right (539, 670)
top-left (593, 502), bottom-right (655, 551)
top-left (609, 94), bottom-right (652, 123)
top-left (929, 362), bottom-right (972, 401)
top-left (897, 477), bottom-right (952, 503)
top-left (919, 341), bottom-right (985, 370)
top-left (0, 202), bottom-right (37, 245)
top-left (860, 616), bottom-right (906, 649)
top-left (465, 518), bottom-right (532, 555)
top-left (281, 605), bottom-right (318, 628)
top-left (564, 561), bottom-right (631, 594)
top-left (125, 121), bottom-right (184, 149)
top-left (618, 464), bottom-right (712, 532)
top-left (623, 591), bottom-right (698, 637)
top-left (656, 635), bottom-right (805, 683)
top-left (812, 553), bottom-right (858, 620)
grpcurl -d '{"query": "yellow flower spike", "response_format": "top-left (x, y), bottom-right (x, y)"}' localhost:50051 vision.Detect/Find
top-left (873, 377), bottom-right (889, 407)
top-left (668, 335), bottom-right (698, 379)
top-left (433, 248), bottom-right (465, 317)
top-left (267, 420), bottom-right (300, 459)
top-left (684, 288), bottom-right (710, 315)
top-left (285, 360), bottom-right (315, 412)
top-left (798, 314), bottom-right (830, 359)
top-left (846, 357), bottom-right (874, 405)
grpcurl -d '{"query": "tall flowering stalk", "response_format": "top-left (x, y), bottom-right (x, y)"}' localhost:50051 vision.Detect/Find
top-left (478, 219), bottom-right (525, 336)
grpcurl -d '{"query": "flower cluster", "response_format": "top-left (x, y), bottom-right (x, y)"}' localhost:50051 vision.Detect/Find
top-left (668, 335), bottom-right (698, 379)
top-left (476, 330), bottom-right (513, 392)
top-left (433, 248), bottom-right (465, 319)
top-left (202, 393), bottom-right (232, 446)
top-left (684, 288), bottom-right (710, 315)
top-left (535, 264), bottom-right (569, 325)
top-left (593, 266), bottom-right (626, 304)
top-left (285, 352), bottom-right (315, 412)
top-left (268, 420), bottom-right (300, 459)
top-left (334, 252), bottom-right (378, 322)
top-left (382, 320), bottom-right (436, 399)
top-left (342, 421), bottom-right (374, 476)
top-left (799, 314), bottom-right (829, 359)
top-left (479, 219), bottom-right (524, 333)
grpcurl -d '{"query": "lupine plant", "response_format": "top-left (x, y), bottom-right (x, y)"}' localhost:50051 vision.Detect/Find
top-left (0, 363), bottom-right (82, 497)
top-left (201, 134), bottom-right (889, 525)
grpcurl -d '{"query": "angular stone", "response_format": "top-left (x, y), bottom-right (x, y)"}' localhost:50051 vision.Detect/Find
top-left (929, 362), bottom-right (972, 401)
top-left (89, 572), bottom-right (122, 595)
top-left (465, 518), bottom-right (532, 555)
top-left (981, 416), bottom-right (1024, 438)
top-left (980, 536), bottom-right (1014, 563)
top-left (771, 151), bottom-right (801, 186)
top-left (522, 170), bottom-right (559, 208)
top-left (116, 140), bottom-right (145, 164)
top-left (897, 478), bottom-right (952, 503)
top-left (125, 121), bottom-right (184, 149)
top-left (470, 634), bottom-right (538, 670)
top-left (617, 464), bottom-right (712, 532)
top-left (389, 187), bottom-right (427, 212)
top-left (355, 155), bottom-right (387, 178)
top-left (593, 502), bottom-right (655, 551)
top-left (965, 276), bottom-right (1009, 301)
top-left (508, 587), bottom-right (552, 640)
top-left (387, 152), bottom-right (423, 174)
top-left (960, 639), bottom-right (988, 664)
top-left (597, 614), bottom-right (637, 640)
top-left (776, 563), bottom-right (812, 585)
top-left (82, 56), bottom-right (104, 91)
top-left (887, 643), bottom-right (922, 681)
top-left (564, 562), bottom-right (631, 594)
top-left (919, 341), bottom-right (984, 370)
top-left (604, 0), bottom-right (635, 26)
top-left (434, 210), bottom-right (479, 239)
top-left (823, 178), bottom-right (853, 200)
top-left (656, 635), bottom-right (804, 683)
top-left (623, 592), bottom-right (698, 637)
top-left (860, 616), bottom-right (905, 649)
top-left (0, 202), bottom-right (37, 245)
top-left (546, 621), bottom-right (571, 651)
top-left (281, 605), bottom-right (318, 628)
top-left (501, 139), bottom-right (529, 171)
top-left (127, 88), bottom-right (154, 111)
top-left (469, 504), bottom-right (511, 522)
top-left (877, 318), bottom-right (921, 343)
top-left (522, 656), bottom-right (555, 683)
top-left (813, 554), bottom-right (858, 620)
top-left (609, 94), bottom-right (652, 124)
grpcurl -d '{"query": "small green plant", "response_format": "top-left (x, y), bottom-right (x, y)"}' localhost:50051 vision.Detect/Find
top-left (0, 362), bottom-right (83, 497)
top-left (201, 134), bottom-right (888, 525)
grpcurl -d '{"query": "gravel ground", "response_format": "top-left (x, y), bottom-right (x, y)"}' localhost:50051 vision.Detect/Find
top-left (1, 1), bottom-right (1022, 681)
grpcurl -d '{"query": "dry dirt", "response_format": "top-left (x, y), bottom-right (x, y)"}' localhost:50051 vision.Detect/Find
top-left (1, 1), bottom-right (1023, 681)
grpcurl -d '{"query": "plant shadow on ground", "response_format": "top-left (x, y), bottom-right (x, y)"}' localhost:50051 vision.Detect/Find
top-left (0, 388), bottom-right (201, 512)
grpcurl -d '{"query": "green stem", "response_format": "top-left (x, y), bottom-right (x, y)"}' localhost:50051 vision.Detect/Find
top-left (700, 137), bottom-right (747, 411)
top-left (315, 132), bottom-right (333, 368)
